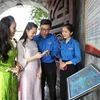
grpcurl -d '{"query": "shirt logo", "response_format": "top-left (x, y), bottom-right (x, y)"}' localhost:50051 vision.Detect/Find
top-left (48, 42), bottom-right (52, 45)
top-left (68, 48), bottom-right (73, 50)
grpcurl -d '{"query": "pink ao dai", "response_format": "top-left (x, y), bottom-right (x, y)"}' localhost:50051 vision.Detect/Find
top-left (17, 39), bottom-right (42, 100)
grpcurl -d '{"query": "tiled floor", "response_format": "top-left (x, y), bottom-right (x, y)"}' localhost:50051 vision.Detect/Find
top-left (44, 84), bottom-right (61, 100)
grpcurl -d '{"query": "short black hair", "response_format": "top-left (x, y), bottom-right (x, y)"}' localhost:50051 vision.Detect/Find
top-left (40, 19), bottom-right (52, 27)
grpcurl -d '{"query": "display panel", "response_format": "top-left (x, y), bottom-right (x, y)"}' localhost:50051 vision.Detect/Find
top-left (85, 0), bottom-right (100, 56)
top-left (67, 64), bottom-right (100, 100)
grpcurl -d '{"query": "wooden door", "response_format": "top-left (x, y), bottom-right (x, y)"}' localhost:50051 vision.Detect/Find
top-left (49, 0), bottom-right (74, 36)
top-left (48, 0), bottom-right (75, 81)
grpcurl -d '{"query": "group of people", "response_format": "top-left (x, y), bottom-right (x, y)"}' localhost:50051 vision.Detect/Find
top-left (0, 15), bottom-right (81, 100)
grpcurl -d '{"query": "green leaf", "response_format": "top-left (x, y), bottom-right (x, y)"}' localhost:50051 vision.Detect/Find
top-left (29, 7), bottom-right (48, 26)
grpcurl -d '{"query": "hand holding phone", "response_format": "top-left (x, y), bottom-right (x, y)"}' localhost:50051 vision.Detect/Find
top-left (41, 50), bottom-right (49, 56)
top-left (45, 50), bottom-right (51, 56)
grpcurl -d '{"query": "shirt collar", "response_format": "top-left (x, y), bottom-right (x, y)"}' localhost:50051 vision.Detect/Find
top-left (38, 33), bottom-right (51, 39)
top-left (63, 38), bottom-right (73, 44)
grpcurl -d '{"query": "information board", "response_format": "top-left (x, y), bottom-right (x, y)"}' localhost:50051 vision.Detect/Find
top-left (67, 64), bottom-right (100, 100)
top-left (85, 0), bottom-right (100, 56)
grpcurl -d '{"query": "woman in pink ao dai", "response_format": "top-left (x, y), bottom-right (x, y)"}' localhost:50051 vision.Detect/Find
top-left (17, 22), bottom-right (47, 100)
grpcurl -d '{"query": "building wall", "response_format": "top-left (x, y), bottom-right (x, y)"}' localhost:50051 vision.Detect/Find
top-left (74, 0), bottom-right (85, 70)
top-left (48, 0), bottom-right (74, 35)
top-left (75, 0), bottom-right (100, 100)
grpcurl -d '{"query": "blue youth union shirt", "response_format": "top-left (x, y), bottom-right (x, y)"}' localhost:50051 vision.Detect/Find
top-left (34, 33), bottom-right (59, 63)
top-left (59, 38), bottom-right (81, 65)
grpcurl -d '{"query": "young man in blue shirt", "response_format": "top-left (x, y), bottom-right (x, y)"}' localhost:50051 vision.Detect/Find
top-left (34, 19), bottom-right (59, 100)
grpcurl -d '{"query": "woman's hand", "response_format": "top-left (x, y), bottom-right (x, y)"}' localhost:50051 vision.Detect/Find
top-left (41, 50), bottom-right (50, 56)
top-left (16, 62), bottom-right (23, 71)
top-left (27, 51), bottom-right (51, 63)
top-left (36, 70), bottom-right (42, 79)
top-left (59, 59), bottom-right (67, 70)
top-left (36, 64), bottom-right (42, 79)
top-left (60, 62), bottom-right (67, 70)
top-left (9, 67), bottom-right (20, 76)
top-left (27, 52), bottom-right (43, 63)
top-left (35, 50), bottom-right (49, 59)
top-left (35, 52), bottom-right (43, 59)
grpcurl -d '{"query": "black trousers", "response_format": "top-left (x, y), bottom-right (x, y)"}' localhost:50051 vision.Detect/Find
top-left (41, 62), bottom-right (57, 100)
top-left (60, 64), bottom-right (77, 100)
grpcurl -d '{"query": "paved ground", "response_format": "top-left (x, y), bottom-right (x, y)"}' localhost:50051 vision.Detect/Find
top-left (44, 83), bottom-right (83, 100)
top-left (44, 84), bottom-right (61, 100)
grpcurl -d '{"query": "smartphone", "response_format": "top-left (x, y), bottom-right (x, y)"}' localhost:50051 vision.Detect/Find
top-left (63, 66), bottom-right (67, 70)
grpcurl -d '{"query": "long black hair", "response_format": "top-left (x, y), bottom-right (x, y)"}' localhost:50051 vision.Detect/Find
top-left (20, 22), bottom-right (38, 47)
top-left (0, 16), bottom-right (15, 62)
top-left (1, 16), bottom-right (15, 29)
top-left (0, 21), bottom-right (11, 62)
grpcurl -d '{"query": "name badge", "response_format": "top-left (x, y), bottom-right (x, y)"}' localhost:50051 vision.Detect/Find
top-left (68, 48), bottom-right (73, 50)
top-left (48, 42), bottom-right (52, 45)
